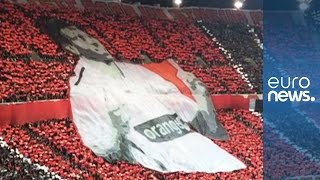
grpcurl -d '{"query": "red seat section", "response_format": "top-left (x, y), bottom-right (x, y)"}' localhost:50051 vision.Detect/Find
top-left (0, 1), bottom-right (257, 103)
top-left (0, 1), bottom-right (264, 179)
top-left (0, 109), bottom-right (263, 179)
top-left (0, 58), bottom-right (75, 102)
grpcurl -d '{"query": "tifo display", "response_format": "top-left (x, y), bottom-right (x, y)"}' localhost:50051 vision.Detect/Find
top-left (0, 0), bottom-right (265, 179)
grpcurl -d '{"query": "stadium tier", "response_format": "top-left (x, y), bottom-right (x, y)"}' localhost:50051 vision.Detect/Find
top-left (0, 1), bottom-right (263, 103)
top-left (0, 109), bottom-right (263, 179)
top-left (0, 0), bottom-right (264, 179)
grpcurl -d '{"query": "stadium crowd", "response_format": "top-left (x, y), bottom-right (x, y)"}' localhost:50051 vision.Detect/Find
top-left (0, 0), bottom-right (263, 104)
top-left (0, 2), bottom-right (78, 103)
top-left (0, 136), bottom-right (60, 179)
top-left (0, 109), bottom-right (263, 179)
top-left (198, 21), bottom-right (263, 93)
top-left (0, 0), bottom-right (264, 179)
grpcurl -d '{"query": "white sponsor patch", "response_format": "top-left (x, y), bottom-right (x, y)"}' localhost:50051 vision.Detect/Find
top-left (134, 114), bottom-right (191, 142)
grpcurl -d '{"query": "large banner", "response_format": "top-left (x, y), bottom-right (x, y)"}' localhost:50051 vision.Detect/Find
top-left (50, 24), bottom-right (245, 173)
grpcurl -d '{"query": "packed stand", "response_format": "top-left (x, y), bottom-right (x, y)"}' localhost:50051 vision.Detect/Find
top-left (198, 21), bottom-right (263, 93)
top-left (0, 58), bottom-right (75, 103)
top-left (139, 6), bottom-right (168, 20)
top-left (0, 2), bottom-right (65, 59)
top-left (0, 109), bottom-right (262, 179)
top-left (169, 8), bottom-right (248, 24)
top-left (250, 11), bottom-right (262, 27)
top-left (0, 1), bottom-right (257, 102)
top-left (0, 137), bottom-right (60, 179)
top-left (0, 119), bottom-right (159, 179)
top-left (0, 2), bottom-right (79, 103)
top-left (143, 18), bottom-right (252, 93)
top-left (82, 13), bottom-right (169, 62)
top-left (168, 9), bottom-right (189, 21)
top-left (106, 2), bottom-right (127, 15)
top-left (232, 109), bottom-right (263, 136)
top-left (68, 4), bottom-right (252, 93)
top-left (121, 4), bottom-right (140, 17)
top-left (0, 0), bottom-right (264, 178)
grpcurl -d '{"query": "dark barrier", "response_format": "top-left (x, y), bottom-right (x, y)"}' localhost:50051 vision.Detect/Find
top-left (254, 99), bottom-right (263, 112)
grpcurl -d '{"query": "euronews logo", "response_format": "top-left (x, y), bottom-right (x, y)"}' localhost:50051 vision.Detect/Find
top-left (267, 77), bottom-right (316, 102)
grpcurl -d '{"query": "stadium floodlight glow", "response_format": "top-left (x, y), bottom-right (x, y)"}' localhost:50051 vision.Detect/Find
top-left (174, 0), bottom-right (182, 6)
top-left (299, 2), bottom-right (309, 11)
top-left (297, 0), bottom-right (312, 11)
top-left (234, 1), bottom-right (243, 9)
